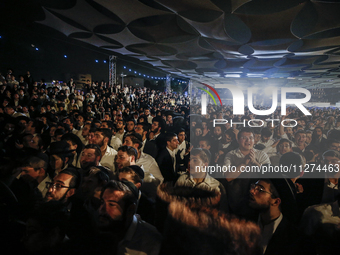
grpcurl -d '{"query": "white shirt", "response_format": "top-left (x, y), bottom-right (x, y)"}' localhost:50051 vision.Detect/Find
top-left (258, 213), bottom-right (283, 254)
top-left (110, 136), bottom-right (122, 151)
top-left (224, 148), bottom-right (270, 167)
top-left (167, 146), bottom-right (176, 172)
top-left (136, 152), bottom-right (164, 183)
top-left (176, 140), bottom-right (187, 160)
top-left (175, 172), bottom-right (220, 192)
top-left (100, 146), bottom-right (117, 172)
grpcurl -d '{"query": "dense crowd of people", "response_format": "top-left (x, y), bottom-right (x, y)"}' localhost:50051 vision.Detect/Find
top-left (0, 68), bottom-right (340, 254)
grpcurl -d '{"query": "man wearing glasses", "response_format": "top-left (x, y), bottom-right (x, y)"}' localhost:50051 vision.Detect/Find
top-left (45, 168), bottom-right (79, 203)
top-left (249, 179), bottom-right (300, 255)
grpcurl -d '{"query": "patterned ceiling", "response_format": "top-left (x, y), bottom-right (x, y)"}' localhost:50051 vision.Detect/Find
top-left (36, 0), bottom-right (340, 88)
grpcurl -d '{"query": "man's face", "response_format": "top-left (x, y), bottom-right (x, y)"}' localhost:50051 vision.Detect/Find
top-left (45, 173), bottom-right (74, 203)
top-left (123, 137), bottom-right (135, 148)
top-left (285, 127), bottom-right (293, 135)
top-left (20, 167), bottom-right (40, 182)
top-left (249, 180), bottom-right (273, 211)
top-left (214, 127), bottom-right (222, 137)
top-left (329, 142), bottom-right (340, 152)
top-left (144, 109), bottom-right (150, 116)
top-left (254, 133), bottom-right (261, 144)
top-left (238, 132), bottom-right (254, 151)
top-left (116, 151), bottom-right (134, 170)
top-left (295, 133), bottom-right (306, 146)
top-left (101, 122), bottom-right (109, 129)
top-left (126, 121), bottom-right (135, 132)
top-left (167, 136), bottom-right (179, 150)
top-left (134, 124), bottom-right (144, 136)
top-left (82, 125), bottom-right (90, 137)
top-left (93, 131), bottom-right (106, 147)
top-left (189, 154), bottom-right (207, 175)
top-left (98, 189), bottom-right (125, 229)
top-left (261, 136), bottom-right (270, 143)
top-left (278, 142), bottom-right (292, 155)
top-left (80, 148), bottom-right (99, 169)
top-left (151, 121), bottom-right (160, 133)
top-left (167, 115), bottom-right (172, 123)
top-left (77, 116), bottom-right (84, 125)
top-left (316, 128), bottom-right (323, 138)
top-left (178, 132), bottom-right (185, 143)
top-left (117, 121), bottom-right (124, 130)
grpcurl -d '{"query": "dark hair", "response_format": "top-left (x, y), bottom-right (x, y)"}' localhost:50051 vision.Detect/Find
top-left (118, 166), bottom-right (143, 186)
top-left (117, 145), bottom-right (138, 159)
top-left (237, 127), bottom-right (254, 140)
top-left (322, 150), bottom-right (340, 159)
top-left (165, 132), bottom-right (177, 143)
top-left (59, 167), bottom-right (80, 190)
top-left (83, 144), bottom-right (102, 158)
top-left (101, 180), bottom-right (138, 209)
top-left (261, 127), bottom-right (272, 137)
top-left (125, 134), bottom-right (143, 150)
top-left (102, 120), bottom-right (114, 129)
top-left (276, 138), bottom-right (292, 151)
top-left (259, 179), bottom-right (280, 199)
top-left (137, 122), bottom-right (149, 133)
top-left (97, 128), bottom-right (112, 141)
top-left (21, 156), bottom-right (48, 170)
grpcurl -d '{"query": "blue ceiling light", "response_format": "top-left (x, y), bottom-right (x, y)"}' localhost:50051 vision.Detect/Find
top-left (139, 73), bottom-right (141, 75)
top-left (147, 76), bottom-right (149, 78)
top-left (95, 60), bottom-right (99, 63)
top-left (104, 60), bottom-right (107, 63)
top-left (64, 55), bottom-right (67, 58)
top-left (151, 76), bottom-right (153, 78)
top-left (143, 74), bottom-right (146, 77)
top-left (134, 71), bottom-right (137, 74)
top-left (35, 48), bottom-right (39, 51)
top-left (129, 69), bottom-right (131, 72)
top-left (124, 66), bottom-right (126, 69)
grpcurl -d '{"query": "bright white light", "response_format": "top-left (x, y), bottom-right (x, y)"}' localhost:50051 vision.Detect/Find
top-left (225, 74), bottom-right (240, 78)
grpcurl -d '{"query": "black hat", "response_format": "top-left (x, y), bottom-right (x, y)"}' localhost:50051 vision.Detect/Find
top-left (128, 165), bottom-right (145, 180)
top-left (269, 178), bottom-right (298, 224)
top-left (48, 140), bottom-right (75, 156)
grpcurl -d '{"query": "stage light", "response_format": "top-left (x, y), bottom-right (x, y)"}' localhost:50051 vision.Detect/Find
top-left (147, 76), bottom-right (149, 78)
top-left (143, 74), bottom-right (146, 77)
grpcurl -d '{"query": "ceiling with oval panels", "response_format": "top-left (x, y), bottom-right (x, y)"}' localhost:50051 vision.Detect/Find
top-left (35, 0), bottom-right (340, 88)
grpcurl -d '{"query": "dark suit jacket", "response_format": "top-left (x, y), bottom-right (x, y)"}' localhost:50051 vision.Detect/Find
top-left (156, 148), bottom-right (178, 183)
top-left (143, 140), bottom-right (158, 159)
top-left (265, 216), bottom-right (300, 255)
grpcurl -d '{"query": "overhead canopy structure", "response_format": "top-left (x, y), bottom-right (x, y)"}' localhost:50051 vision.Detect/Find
top-left (9, 0), bottom-right (340, 88)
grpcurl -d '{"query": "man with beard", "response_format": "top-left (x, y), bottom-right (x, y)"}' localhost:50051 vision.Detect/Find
top-left (150, 116), bottom-right (166, 151)
top-left (45, 168), bottom-right (79, 203)
top-left (98, 180), bottom-right (162, 255)
top-left (248, 179), bottom-right (300, 255)
top-left (92, 128), bottom-right (117, 172)
top-left (80, 144), bottom-right (102, 174)
top-left (115, 145), bottom-right (138, 171)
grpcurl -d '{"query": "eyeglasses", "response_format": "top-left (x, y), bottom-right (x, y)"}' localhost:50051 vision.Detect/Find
top-left (250, 183), bottom-right (272, 195)
top-left (46, 182), bottom-right (70, 190)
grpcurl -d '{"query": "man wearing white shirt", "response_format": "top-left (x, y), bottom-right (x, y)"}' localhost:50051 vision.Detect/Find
top-left (92, 128), bottom-right (117, 172)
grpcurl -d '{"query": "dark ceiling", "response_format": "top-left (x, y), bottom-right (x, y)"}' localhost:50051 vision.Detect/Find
top-left (3, 0), bottom-right (340, 88)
